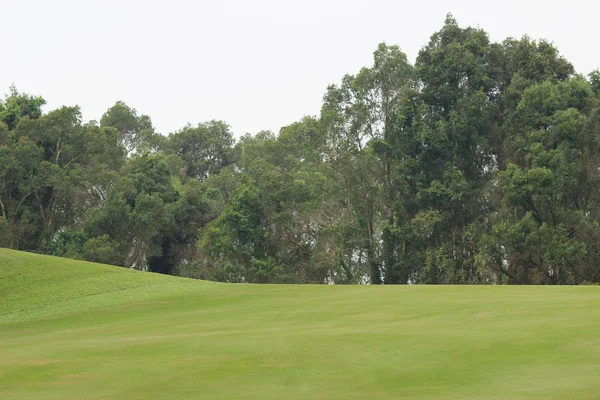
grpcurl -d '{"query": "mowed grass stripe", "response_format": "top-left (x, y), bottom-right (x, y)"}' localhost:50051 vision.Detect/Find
top-left (1, 249), bottom-right (599, 399)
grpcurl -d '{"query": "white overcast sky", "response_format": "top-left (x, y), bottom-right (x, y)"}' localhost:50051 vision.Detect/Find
top-left (2, 0), bottom-right (598, 136)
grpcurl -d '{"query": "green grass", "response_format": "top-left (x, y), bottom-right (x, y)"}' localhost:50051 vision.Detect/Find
top-left (1, 248), bottom-right (600, 399)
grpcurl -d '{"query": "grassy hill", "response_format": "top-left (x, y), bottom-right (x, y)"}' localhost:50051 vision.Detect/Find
top-left (1, 248), bottom-right (600, 399)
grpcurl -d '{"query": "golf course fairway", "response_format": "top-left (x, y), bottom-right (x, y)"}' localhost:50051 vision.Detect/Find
top-left (1, 248), bottom-right (600, 399)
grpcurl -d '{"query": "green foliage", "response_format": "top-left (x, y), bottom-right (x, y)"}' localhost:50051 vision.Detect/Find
top-left (198, 117), bottom-right (340, 283)
top-left (43, 230), bottom-right (86, 259)
top-left (100, 101), bottom-right (156, 155)
top-left (476, 75), bottom-right (600, 284)
top-left (82, 234), bottom-right (124, 266)
top-left (3, 15), bottom-right (600, 284)
top-left (0, 86), bottom-right (46, 130)
top-left (167, 120), bottom-right (234, 180)
top-left (590, 70), bottom-right (600, 96)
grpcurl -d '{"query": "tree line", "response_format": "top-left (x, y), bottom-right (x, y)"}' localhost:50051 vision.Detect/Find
top-left (2, 16), bottom-right (600, 284)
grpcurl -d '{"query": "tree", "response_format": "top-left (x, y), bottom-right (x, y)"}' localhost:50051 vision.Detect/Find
top-left (100, 101), bottom-right (155, 156)
top-left (167, 120), bottom-right (234, 180)
top-left (199, 120), bottom-right (336, 283)
top-left (83, 153), bottom-right (211, 274)
top-left (0, 92), bottom-right (124, 250)
top-left (321, 43), bottom-right (414, 283)
top-left (0, 86), bottom-right (45, 130)
top-left (479, 77), bottom-right (600, 283)
top-left (3, 17), bottom-right (600, 286)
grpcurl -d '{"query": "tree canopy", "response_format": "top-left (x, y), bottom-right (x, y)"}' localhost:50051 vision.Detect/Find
top-left (2, 16), bottom-right (600, 284)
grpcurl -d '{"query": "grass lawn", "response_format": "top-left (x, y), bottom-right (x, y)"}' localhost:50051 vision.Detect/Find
top-left (1, 248), bottom-right (600, 399)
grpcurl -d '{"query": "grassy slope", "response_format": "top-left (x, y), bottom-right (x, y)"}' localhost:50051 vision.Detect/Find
top-left (1, 249), bottom-right (600, 399)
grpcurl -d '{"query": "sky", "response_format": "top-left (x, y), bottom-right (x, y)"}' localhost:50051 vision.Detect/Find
top-left (2, 0), bottom-right (599, 136)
